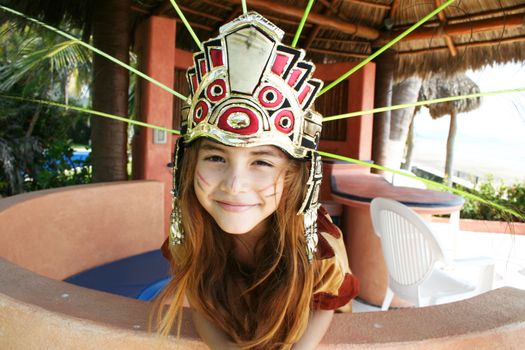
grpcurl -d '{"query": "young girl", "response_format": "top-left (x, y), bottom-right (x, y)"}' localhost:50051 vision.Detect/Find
top-left (156, 12), bottom-right (359, 349)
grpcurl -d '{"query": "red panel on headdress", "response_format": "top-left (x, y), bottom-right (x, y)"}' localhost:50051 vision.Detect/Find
top-left (199, 59), bottom-right (208, 77)
top-left (271, 53), bottom-right (290, 76)
top-left (286, 68), bottom-right (302, 87)
top-left (191, 74), bottom-right (199, 93)
top-left (210, 49), bottom-right (224, 67)
top-left (298, 85), bottom-right (312, 105)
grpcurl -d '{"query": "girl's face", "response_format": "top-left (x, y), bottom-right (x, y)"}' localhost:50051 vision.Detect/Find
top-left (194, 140), bottom-right (287, 236)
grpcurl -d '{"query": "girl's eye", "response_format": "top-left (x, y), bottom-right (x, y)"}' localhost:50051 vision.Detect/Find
top-left (253, 160), bottom-right (273, 167)
top-left (204, 155), bottom-right (225, 163)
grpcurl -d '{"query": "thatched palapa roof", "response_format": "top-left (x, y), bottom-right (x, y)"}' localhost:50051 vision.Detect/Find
top-left (2, 0), bottom-right (525, 79)
top-left (417, 74), bottom-right (482, 118)
top-left (139, 0), bottom-right (525, 79)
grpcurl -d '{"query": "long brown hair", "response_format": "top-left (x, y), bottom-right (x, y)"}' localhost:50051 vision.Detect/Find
top-left (154, 139), bottom-right (314, 349)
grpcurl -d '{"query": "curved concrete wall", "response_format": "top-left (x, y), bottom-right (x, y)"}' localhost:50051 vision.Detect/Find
top-left (1, 182), bottom-right (525, 349)
top-left (0, 181), bottom-right (165, 280)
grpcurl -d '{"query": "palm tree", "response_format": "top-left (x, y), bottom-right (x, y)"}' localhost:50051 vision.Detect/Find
top-left (408, 74), bottom-right (481, 187)
top-left (1, 0), bottom-right (131, 182)
top-left (372, 74), bottom-right (422, 178)
top-left (90, 0), bottom-right (130, 182)
top-left (0, 25), bottom-right (93, 195)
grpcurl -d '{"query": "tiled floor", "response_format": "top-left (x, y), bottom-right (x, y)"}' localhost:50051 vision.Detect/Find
top-left (352, 227), bottom-right (525, 313)
top-left (434, 227), bottom-right (525, 290)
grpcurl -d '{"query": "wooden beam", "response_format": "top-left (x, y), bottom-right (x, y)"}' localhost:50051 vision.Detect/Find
top-left (307, 47), bottom-right (369, 58)
top-left (390, 0), bottom-right (400, 19)
top-left (409, 4), bottom-right (525, 28)
top-left (305, 26), bottom-right (323, 49)
top-left (443, 34), bottom-right (458, 56)
top-left (201, 0), bottom-right (233, 11)
top-left (318, 0), bottom-right (342, 17)
top-left (283, 32), bottom-right (307, 42)
top-left (213, 6), bottom-right (242, 35)
top-left (173, 18), bottom-right (213, 32)
top-left (435, 0), bottom-right (447, 22)
top-left (347, 0), bottom-right (390, 10)
top-left (130, 4), bottom-right (149, 15)
top-left (434, 0), bottom-right (457, 57)
top-left (305, 0), bottom-right (337, 49)
top-left (178, 5), bottom-right (223, 22)
top-left (153, 0), bottom-right (172, 15)
top-left (382, 13), bottom-right (525, 42)
top-left (398, 35), bottom-right (525, 56)
top-left (449, 5), bottom-right (525, 24)
top-left (225, 0), bottom-right (380, 40)
top-left (152, 1), bottom-right (223, 22)
top-left (264, 14), bottom-right (313, 27)
top-left (314, 37), bottom-right (370, 46)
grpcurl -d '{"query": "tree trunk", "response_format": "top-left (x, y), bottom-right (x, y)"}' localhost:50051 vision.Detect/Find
top-left (384, 77), bottom-right (421, 177)
top-left (25, 106), bottom-right (41, 138)
top-left (444, 111), bottom-right (457, 188)
top-left (90, 0), bottom-right (130, 182)
top-left (371, 49), bottom-right (395, 174)
top-left (402, 111), bottom-right (416, 171)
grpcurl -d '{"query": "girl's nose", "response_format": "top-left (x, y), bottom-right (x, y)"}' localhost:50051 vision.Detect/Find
top-left (221, 167), bottom-right (247, 194)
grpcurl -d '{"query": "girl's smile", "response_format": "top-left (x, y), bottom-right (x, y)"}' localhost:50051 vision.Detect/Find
top-left (194, 139), bottom-right (287, 235)
top-left (215, 200), bottom-right (258, 212)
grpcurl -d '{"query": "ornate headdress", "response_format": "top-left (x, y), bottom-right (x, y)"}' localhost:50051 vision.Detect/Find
top-left (170, 12), bottom-right (323, 261)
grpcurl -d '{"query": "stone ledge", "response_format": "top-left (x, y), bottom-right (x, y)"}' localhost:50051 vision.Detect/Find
top-left (1, 182), bottom-right (525, 349)
top-left (1, 258), bottom-right (525, 349)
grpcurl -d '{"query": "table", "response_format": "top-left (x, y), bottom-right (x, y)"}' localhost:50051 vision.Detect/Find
top-left (329, 172), bottom-right (464, 307)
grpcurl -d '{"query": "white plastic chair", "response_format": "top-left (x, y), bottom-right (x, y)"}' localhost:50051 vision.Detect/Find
top-left (370, 198), bottom-right (495, 310)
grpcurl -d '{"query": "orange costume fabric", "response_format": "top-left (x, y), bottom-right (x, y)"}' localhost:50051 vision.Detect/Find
top-left (312, 206), bottom-right (359, 312)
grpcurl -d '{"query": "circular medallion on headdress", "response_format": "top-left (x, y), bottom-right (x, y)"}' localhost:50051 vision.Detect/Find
top-left (217, 106), bottom-right (260, 135)
top-left (193, 100), bottom-right (210, 124)
top-left (258, 86), bottom-right (284, 109)
top-left (206, 79), bottom-right (227, 102)
top-left (273, 109), bottom-right (295, 134)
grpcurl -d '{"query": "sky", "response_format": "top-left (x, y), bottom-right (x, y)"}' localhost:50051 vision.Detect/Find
top-left (412, 62), bottom-right (525, 185)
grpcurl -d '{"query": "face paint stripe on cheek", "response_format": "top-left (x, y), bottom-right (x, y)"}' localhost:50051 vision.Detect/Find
top-left (258, 182), bottom-right (275, 192)
top-left (265, 191), bottom-right (282, 198)
top-left (195, 178), bottom-right (206, 193)
top-left (257, 171), bottom-right (286, 197)
top-left (196, 171), bottom-right (211, 186)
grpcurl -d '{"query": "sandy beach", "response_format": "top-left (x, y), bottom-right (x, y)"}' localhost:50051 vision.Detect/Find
top-left (411, 64), bottom-right (525, 185)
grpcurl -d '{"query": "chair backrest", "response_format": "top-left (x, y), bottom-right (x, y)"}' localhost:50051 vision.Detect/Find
top-left (370, 198), bottom-right (445, 301)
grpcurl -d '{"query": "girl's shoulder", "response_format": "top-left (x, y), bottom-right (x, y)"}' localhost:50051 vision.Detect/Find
top-left (312, 206), bottom-right (360, 311)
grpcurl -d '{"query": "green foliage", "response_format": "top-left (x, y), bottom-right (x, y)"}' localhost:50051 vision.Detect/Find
top-left (0, 90), bottom-right (92, 196)
top-left (25, 140), bottom-right (92, 191)
top-left (459, 177), bottom-right (525, 223)
top-left (0, 21), bottom-right (92, 197)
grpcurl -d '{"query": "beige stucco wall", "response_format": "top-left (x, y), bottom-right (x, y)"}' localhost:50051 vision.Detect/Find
top-left (1, 182), bottom-right (525, 349)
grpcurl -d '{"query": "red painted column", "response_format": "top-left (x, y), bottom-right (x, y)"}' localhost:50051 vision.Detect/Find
top-left (133, 16), bottom-right (177, 236)
top-left (315, 62), bottom-right (376, 161)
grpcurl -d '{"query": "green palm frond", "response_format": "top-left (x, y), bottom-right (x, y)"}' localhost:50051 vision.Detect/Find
top-left (0, 37), bottom-right (91, 92)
